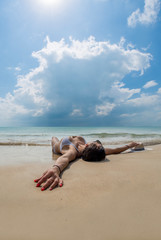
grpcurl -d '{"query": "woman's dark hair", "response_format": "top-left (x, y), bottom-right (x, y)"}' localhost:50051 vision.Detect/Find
top-left (82, 143), bottom-right (105, 162)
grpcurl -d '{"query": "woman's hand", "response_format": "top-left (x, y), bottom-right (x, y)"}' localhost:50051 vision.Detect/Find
top-left (127, 142), bottom-right (140, 148)
top-left (34, 167), bottom-right (63, 191)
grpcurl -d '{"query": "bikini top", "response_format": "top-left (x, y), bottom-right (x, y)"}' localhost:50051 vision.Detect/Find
top-left (60, 137), bottom-right (86, 152)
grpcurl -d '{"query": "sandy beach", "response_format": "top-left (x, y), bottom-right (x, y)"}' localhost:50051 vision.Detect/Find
top-left (0, 144), bottom-right (161, 240)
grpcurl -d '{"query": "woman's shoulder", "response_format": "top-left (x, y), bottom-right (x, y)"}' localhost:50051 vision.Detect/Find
top-left (77, 136), bottom-right (86, 143)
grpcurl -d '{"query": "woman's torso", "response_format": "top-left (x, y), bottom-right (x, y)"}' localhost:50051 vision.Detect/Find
top-left (55, 136), bottom-right (86, 156)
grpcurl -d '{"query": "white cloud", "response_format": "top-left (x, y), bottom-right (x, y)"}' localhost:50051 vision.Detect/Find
top-left (143, 80), bottom-right (158, 89)
top-left (100, 81), bottom-right (140, 103)
top-left (15, 67), bottom-right (21, 72)
top-left (120, 113), bottom-right (137, 118)
top-left (128, 0), bottom-right (161, 27)
top-left (7, 66), bottom-right (21, 72)
top-left (0, 36), bottom-right (153, 125)
top-left (127, 93), bottom-right (159, 106)
top-left (70, 109), bottom-right (83, 117)
top-left (0, 93), bottom-right (30, 119)
top-left (96, 102), bottom-right (116, 116)
top-left (157, 88), bottom-right (161, 94)
top-left (0, 52), bottom-right (50, 123)
top-left (120, 91), bottom-right (161, 125)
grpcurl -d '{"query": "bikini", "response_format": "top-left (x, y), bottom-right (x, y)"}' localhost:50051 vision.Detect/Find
top-left (53, 137), bottom-right (86, 154)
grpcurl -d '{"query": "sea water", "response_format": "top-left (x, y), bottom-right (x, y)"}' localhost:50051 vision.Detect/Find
top-left (0, 126), bottom-right (161, 147)
top-left (0, 126), bottom-right (161, 165)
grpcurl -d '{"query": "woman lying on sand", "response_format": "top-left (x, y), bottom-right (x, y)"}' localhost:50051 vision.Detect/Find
top-left (34, 136), bottom-right (140, 191)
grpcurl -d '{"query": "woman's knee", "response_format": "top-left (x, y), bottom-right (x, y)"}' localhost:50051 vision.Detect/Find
top-left (51, 137), bottom-right (59, 144)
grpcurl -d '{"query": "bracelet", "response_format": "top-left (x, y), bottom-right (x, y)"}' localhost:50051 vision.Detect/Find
top-left (125, 145), bottom-right (130, 149)
top-left (52, 165), bottom-right (61, 174)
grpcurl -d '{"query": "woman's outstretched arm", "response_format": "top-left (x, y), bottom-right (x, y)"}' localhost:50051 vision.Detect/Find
top-left (34, 150), bottom-right (77, 191)
top-left (105, 142), bottom-right (139, 155)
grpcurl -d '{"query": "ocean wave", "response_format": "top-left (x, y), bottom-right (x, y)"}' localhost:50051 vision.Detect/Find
top-left (101, 139), bottom-right (161, 146)
top-left (0, 134), bottom-right (49, 137)
top-left (0, 142), bottom-right (50, 146)
top-left (1, 139), bottom-right (161, 147)
top-left (83, 132), bottom-right (161, 138)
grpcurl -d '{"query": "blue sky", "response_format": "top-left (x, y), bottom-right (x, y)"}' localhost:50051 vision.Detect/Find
top-left (0, 0), bottom-right (161, 126)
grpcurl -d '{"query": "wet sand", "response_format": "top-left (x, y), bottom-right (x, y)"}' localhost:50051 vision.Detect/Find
top-left (0, 144), bottom-right (161, 240)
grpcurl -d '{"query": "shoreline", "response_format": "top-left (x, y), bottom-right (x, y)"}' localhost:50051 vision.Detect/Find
top-left (1, 140), bottom-right (161, 147)
top-left (1, 125), bottom-right (161, 150)
top-left (0, 144), bottom-right (161, 240)
top-left (0, 143), bottom-right (159, 167)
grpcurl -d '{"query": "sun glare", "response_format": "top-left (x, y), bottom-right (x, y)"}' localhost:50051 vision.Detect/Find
top-left (34, 0), bottom-right (70, 15)
top-left (38, 0), bottom-right (61, 7)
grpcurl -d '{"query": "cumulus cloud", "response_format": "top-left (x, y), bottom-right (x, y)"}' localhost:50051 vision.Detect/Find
top-left (7, 66), bottom-right (21, 72)
top-left (0, 93), bottom-right (29, 118)
top-left (157, 88), bottom-right (161, 94)
top-left (128, 0), bottom-right (161, 27)
top-left (126, 93), bottom-right (159, 106)
top-left (120, 91), bottom-right (161, 125)
top-left (143, 80), bottom-right (158, 89)
top-left (0, 36), bottom-right (153, 126)
top-left (15, 67), bottom-right (21, 72)
top-left (120, 113), bottom-right (137, 118)
top-left (96, 102), bottom-right (116, 116)
top-left (100, 82), bottom-right (140, 103)
top-left (70, 109), bottom-right (83, 117)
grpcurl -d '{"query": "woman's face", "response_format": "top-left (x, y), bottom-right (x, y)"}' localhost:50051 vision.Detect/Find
top-left (86, 140), bottom-right (103, 148)
top-left (94, 140), bottom-right (102, 145)
top-left (88, 140), bottom-right (102, 148)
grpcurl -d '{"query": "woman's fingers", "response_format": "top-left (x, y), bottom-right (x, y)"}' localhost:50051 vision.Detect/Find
top-left (34, 169), bottom-right (63, 191)
top-left (34, 170), bottom-right (48, 183)
top-left (41, 177), bottom-right (55, 191)
top-left (34, 178), bottom-right (41, 182)
top-left (50, 178), bottom-right (63, 190)
top-left (36, 172), bottom-right (52, 187)
top-left (49, 178), bottom-right (59, 191)
top-left (59, 178), bottom-right (63, 187)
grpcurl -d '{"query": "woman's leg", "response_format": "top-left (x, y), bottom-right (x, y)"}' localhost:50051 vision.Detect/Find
top-left (51, 137), bottom-right (60, 153)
